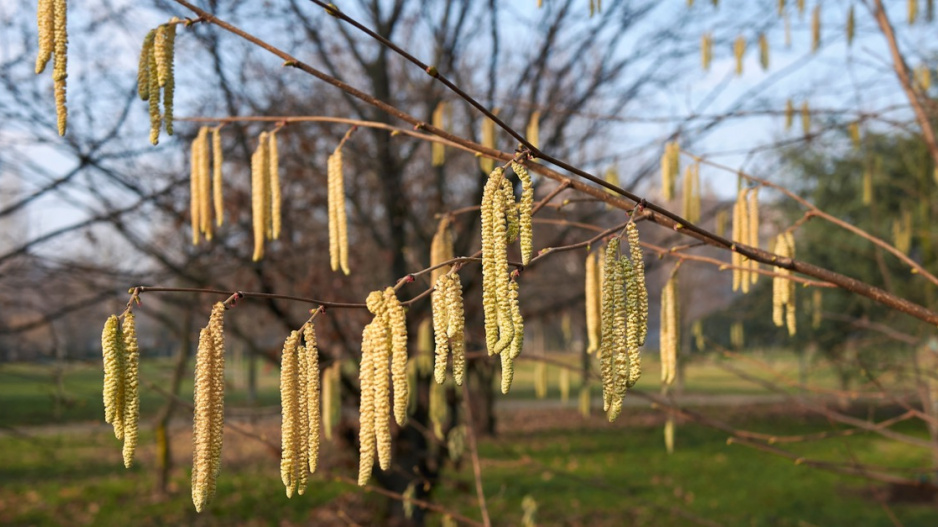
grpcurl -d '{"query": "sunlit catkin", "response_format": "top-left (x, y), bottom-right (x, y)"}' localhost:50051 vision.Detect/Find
top-left (534, 361), bottom-right (548, 399)
top-left (102, 315), bottom-right (124, 440)
top-left (847, 5), bottom-right (856, 47)
top-left (732, 188), bottom-right (751, 293)
top-left (429, 376), bottom-right (448, 439)
top-left (432, 275), bottom-right (451, 384)
top-left (784, 99), bottom-right (794, 131)
top-left (501, 278), bottom-right (525, 394)
top-left (526, 111), bottom-right (540, 150)
top-left (280, 331), bottom-right (302, 498)
top-left (36, 0), bottom-right (54, 74)
top-left (585, 251), bottom-right (601, 354)
top-left (51, 0), bottom-right (67, 135)
top-left (212, 127), bottom-right (224, 226)
top-left (197, 128), bottom-right (212, 241)
top-left (446, 274), bottom-right (467, 386)
top-left (661, 142), bottom-right (679, 200)
top-left (733, 35), bottom-right (746, 76)
top-left (190, 135), bottom-right (201, 245)
top-left (431, 101), bottom-right (446, 166)
top-left (481, 168), bottom-right (515, 356)
top-left (357, 323), bottom-right (376, 485)
top-left (660, 276), bottom-right (678, 386)
top-left (121, 311), bottom-right (140, 468)
top-left (801, 101), bottom-right (811, 136)
top-left (137, 30), bottom-right (155, 101)
top-left (512, 161), bottom-right (535, 265)
top-left (251, 133), bottom-right (270, 261)
top-left (366, 293), bottom-right (392, 471)
top-left (322, 362), bottom-right (339, 441)
top-left (303, 324), bottom-right (321, 474)
top-left (384, 287), bottom-right (409, 426)
top-left (162, 22), bottom-right (177, 136)
top-left (910, 0), bottom-right (919, 24)
top-left (748, 188), bottom-right (760, 285)
top-left (682, 162), bottom-right (701, 224)
top-left (192, 303), bottom-right (226, 513)
top-left (480, 113), bottom-right (497, 174)
top-left (811, 5), bottom-right (821, 52)
top-left (664, 416), bottom-right (675, 454)
top-left (269, 132), bottom-right (281, 240)
top-left (147, 34), bottom-right (160, 145)
top-left (328, 147), bottom-right (350, 274)
top-left (599, 239), bottom-right (619, 411)
top-left (626, 223), bottom-right (648, 346)
top-left (430, 217), bottom-right (454, 285)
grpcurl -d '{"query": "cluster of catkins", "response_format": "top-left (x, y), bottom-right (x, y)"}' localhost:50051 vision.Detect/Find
top-left (480, 162), bottom-right (534, 393)
top-left (358, 288), bottom-right (409, 485)
top-left (191, 303), bottom-right (227, 512)
top-left (732, 186), bottom-right (760, 293)
top-left (328, 146), bottom-right (350, 274)
top-left (101, 311), bottom-right (140, 468)
top-left (597, 223), bottom-right (647, 422)
top-left (190, 126), bottom-right (225, 244)
top-left (138, 20), bottom-right (178, 145)
top-left (250, 132), bottom-right (282, 260)
top-left (771, 232), bottom-right (797, 336)
top-left (278, 324), bottom-right (322, 497)
top-left (432, 272), bottom-right (466, 386)
top-left (35, 0), bottom-right (68, 135)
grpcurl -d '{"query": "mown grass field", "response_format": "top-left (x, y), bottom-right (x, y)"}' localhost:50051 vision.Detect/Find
top-left (1, 352), bottom-right (936, 525)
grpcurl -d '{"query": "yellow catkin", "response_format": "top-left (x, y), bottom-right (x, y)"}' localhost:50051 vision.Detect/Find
top-left (692, 320), bottom-right (705, 351)
top-left (502, 178), bottom-right (520, 244)
top-left (847, 6), bottom-right (855, 47)
top-left (849, 122), bottom-right (861, 148)
top-left (732, 188), bottom-right (751, 293)
top-left (682, 162), bottom-right (701, 224)
top-left (801, 102), bottom-right (811, 136)
top-left (748, 188), bottom-right (760, 285)
top-left (430, 217), bottom-right (454, 285)
top-left (784, 99), bottom-right (794, 131)
top-left (154, 25), bottom-right (169, 87)
top-left (329, 148), bottom-right (350, 274)
top-left (559, 368), bottom-right (570, 403)
top-left (251, 134), bottom-right (268, 261)
top-left (501, 278), bottom-right (525, 394)
top-left (534, 361), bottom-right (548, 399)
top-left (910, 0), bottom-right (919, 24)
top-left (812, 289), bottom-right (822, 329)
top-left (479, 110), bottom-right (498, 174)
top-left (609, 256), bottom-right (631, 422)
top-left (429, 376), bottom-right (448, 440)
top-left (734, 35), bottom-right (746, 76)
top-left (778, 0), bottom-right (785, 16)
top-left (415, 319), bottom-right (434, 377)
top-left (212, 128), bottom-right (224, 226)
top-left (358, 323), bottom-right (376, 486)
top-left (446, 274), bottom-right (467, 386)
top-left (623, 258), bottom-right (642, 390)
top-left (627, 222), bottom-right (648, 347)
top-left (190, 135), bottom-right (201, 245)
top-left (295, 330), bottom-right (310, 496)
top-left (432, 101), bottom-right (446, 166)
top-left (771, 233), bottom-right (790, 328)
top-left (660, 276), bottom-right (678, 386)
top-left (784, 232), bottom-right (796, 336)
top-left (585, 252), bottom-right (601, 354)
top-left (715, 209), bottom-right (728, 237)
top-left (304, 324), bottom-right (321, 474)
top-left (322, 362), bottom-right (339, 441)
top-left (916, 65), bottom-right (932, 92)
top-left (366, 293), bottom-right (392, 472)
top-left (578, 385), bottom-right (591, 417)
top-left (759, 33), bottom-right (770, 70)
top-left (102, 315), bottom-right (124, 440)
top-left (36, 0), bottom-right (55, 74)
top-left (526, 110), bottom-right (540, 150)
top-left (797, 0), bottom-right (805, 16)
top-left (147, 36), bottom-right (161, 145)
top-left (269, 132), bottom-right (281, 240)
top-left (664, 417), bottom-right (675, 454)
top-left (52, 0), bottom-right (67, 136)
top-left (137, 30), bottom-right (155, 101)
top-left (599, 239), bottom-right (619, 412)
top-left (121, 312), bottom-right (140, 469)
top-left (512, 161), bottom-right (535, 265)
top-left (280, 331), bottom-right (301, 498)
top-left (481, 168), bottom-right (515, 356)
top-left (661, 142), bottom-right (679, 200)
top-left (384, 287), bottom-right (409, 426)
top-left (192, 303), bottom-right (226, 513)
top-left (811, 5), bottom-right (821, 53)
top-left (198, 128), bottom-right (212, 241)
top-left (431, 274), bottom-right (451, 384)
top-left (701, 32), bottom-right (713, 71)
top-left (162, 22), bottom-right (177, 136)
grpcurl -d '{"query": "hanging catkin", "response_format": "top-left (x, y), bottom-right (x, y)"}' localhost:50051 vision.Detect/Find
top-left (759, 33), bottom-right (770, 70)
top-left (429, 375), bottom-right (448, 440)
top-left (771, 232), bottom-right (797, 336)
top-left (480, 111), bottom-right (498, 174)
top-left (910, 0), bottom-right (919, 24)
top-left (192, 303), bottom-right (226, 513)
top-left (51, 0), bottom-right (67, 135)
top-left (137, 30), bottom-right (155, 102)
top-left (269, 132), bottom-right (281, 240)
top-left (660, 275), bottom-right (678, 386)
top-left (251, 133), bottom-right (270, 261)
top-left (732, 188), bottom-right (751, 293)
top-left (357, 322), bottom-right (376, 486)
top-left (280, 331), bottom-right (303, 498)
top-left (446, 274), bottom-right (467, 386)
top-left (784, 99), bottom-right (794, 131)
top-left (159, 22), bottom-right (177, 136)
top-left (364, 293), bottom-right (392, 472)
top-left (35, 0), bottom-right (55, 74)
top-left (147, 32), bottom-right (161, 145)
top-left (120, 311), bottom-right (140, 469)
top-left (384, 287), bottom-right (410, 426)
top-left (190, 134), bottom-right (202, 245)
top-left (328, 146), bottom-right (350, 274)
top-left (198, 127), bottom-right (212, 241)
top-left (627, 223), bottom-right (648, 347)
top-left (481, 167), bottom-right (517, 357)
top-left (432, 274), bottom-right (451, 385)
top-left (701, 33), bottom-right (713, 71)
top-left (303, 324), bottom-right (321, 474)
top-left (432, 102), bottom-right (446, 166)
top-left (512, 161), bottom-right (536, 265)
top-left (212, 127), bottom-right (224, 226)
top-left (748, 188), bottom-right (760, 285)
top-left (661, 142), bottom-right (680, 200)
top-left (599, 239), bottom-right (620, 414)
top-left (585, 251), bottom-right (601, 354)
top-left (847, 6), bottom-right (855, 47)
top-left (811, 5), bottom-right (821, 53)
top-left (322, 362), bottom-right (340, 441)
top-left (734, 35), bottom-right (746, 76)
top-left (534, 360), bottom-right (548, 399)
top-left (682, 162), bottom-right (701, 224)
top-left (430, 217), bottom-right (454, 285)
top-left (102, 315), bottom-right (125, 441)
top-left (527, 110), bottom-right (540, 151)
